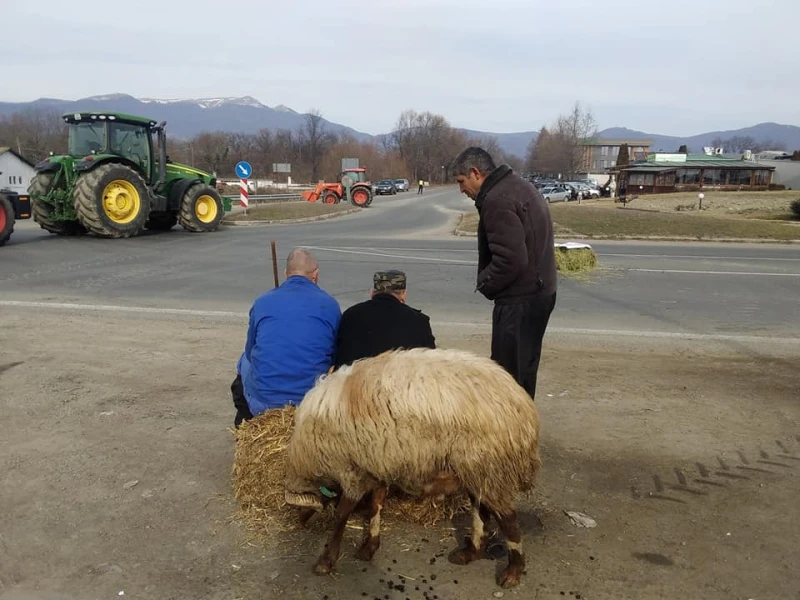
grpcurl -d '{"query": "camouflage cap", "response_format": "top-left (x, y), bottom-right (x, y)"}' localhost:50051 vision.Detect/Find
top-left (373, 269), bottom-right (406, 292)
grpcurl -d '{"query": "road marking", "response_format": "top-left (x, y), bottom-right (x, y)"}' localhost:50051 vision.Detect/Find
top-left (323, 245), bottom-right (476, 254)
top-left (600, 253), bottom-right (800, 262)
top-left (1, 300), bottom-right (798, 345)
top-left (303, 245), bottom-right (476, 265)
top-left (628, 268), bottom-right (800, 277)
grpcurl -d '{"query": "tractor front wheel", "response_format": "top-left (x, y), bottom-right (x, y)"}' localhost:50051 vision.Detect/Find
top-left (179, 183), bottom-right (224, 232)
top-left (350, 186), bottom-right (373, 208)
top-left (323, 191), bottom-right (340, 205)
top-left (29, 172), bottom-right (86, 236)
top-left (0, 194), bottom-right (14, 246)
top-left (73, 164), bottom-right (151, 238)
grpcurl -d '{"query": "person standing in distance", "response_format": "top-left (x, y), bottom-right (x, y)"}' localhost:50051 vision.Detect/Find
top-left (450, 147), bottom-right (557, 401)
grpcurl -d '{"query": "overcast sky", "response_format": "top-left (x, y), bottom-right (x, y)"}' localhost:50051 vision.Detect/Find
top-left (3, 0), bottom-right (798, 136)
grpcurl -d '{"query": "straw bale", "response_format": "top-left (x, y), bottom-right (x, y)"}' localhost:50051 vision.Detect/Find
top-left (555, 247), bottom-right (598, 273)
top-left (231, 406), bottom-right (470, 535)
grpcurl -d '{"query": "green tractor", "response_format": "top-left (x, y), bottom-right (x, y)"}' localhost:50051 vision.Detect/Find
top-left (28, 111), bottom-right (226, 238)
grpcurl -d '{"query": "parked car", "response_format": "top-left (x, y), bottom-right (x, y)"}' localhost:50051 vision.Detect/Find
top-left (540, 186), bottom-right (571, 203)
top-left (394, 178), bottom-right (409, 192)
top-left (374, 179), bottom-right (398, 195)
top-left (564, 182), bottom-right (598, 200)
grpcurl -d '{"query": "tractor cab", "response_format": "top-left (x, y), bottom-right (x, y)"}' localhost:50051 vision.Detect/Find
top-left (340, 168), bottom-right (369, 184)
top-left (63, 112), bottom-right (167, 188)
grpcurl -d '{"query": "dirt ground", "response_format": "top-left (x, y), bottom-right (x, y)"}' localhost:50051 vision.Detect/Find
top-left (1, 310), bottom-right (798, 600)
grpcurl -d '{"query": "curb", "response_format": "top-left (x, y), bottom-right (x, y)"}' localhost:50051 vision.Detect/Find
top-left (222, 208), bottom-right (361, 227)
top-left (453, 228), bottom-right (477, 237)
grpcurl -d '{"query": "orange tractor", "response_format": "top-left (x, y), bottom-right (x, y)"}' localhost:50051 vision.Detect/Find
top-left (301, 167), bottom-right (374, 207)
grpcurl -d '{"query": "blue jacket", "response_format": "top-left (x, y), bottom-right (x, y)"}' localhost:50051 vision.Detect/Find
top-left (240, 276), bottom-right (341, 415)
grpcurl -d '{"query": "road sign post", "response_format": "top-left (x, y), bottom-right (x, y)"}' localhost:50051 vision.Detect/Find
top-left (235, 161), bottom-right (253, 212)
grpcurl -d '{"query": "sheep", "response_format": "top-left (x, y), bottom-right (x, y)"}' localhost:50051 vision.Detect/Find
top-left (283, 347), bottom-right (542, 589)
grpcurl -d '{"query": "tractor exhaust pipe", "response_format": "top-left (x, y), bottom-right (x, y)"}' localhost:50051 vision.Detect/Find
top-left (154, 121), bottom-right (167, 191)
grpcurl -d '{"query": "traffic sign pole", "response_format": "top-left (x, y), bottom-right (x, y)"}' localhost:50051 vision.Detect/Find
top-left (239, 178), bottom-right (249, 209)
top-left (234, 161), bottom-right (253, 213)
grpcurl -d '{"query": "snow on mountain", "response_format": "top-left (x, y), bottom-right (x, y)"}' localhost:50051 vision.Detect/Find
top-left (139, 95), bottom-right (269, 109)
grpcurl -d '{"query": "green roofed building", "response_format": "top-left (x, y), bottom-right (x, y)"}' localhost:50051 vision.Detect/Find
top-left (616, 152), bottom-right (775, 194)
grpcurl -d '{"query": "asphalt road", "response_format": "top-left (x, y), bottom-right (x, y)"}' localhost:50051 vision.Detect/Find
top-left (2, 186), bottom-right (799, 341)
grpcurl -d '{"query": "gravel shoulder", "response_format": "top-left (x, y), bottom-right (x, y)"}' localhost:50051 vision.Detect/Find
top-left (1, 311), bottom-right (797, 600)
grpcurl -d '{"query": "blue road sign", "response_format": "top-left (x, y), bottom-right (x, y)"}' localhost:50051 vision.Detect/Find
top-left (235, 161), bottom-right (253, 179)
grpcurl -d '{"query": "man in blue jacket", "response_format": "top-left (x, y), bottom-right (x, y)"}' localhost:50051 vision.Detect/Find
top-left (231, 247), bottom-right (341, 427)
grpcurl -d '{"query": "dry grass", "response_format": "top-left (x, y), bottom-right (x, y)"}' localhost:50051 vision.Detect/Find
top-left (554, 247), bottom-right (598, 273)
top-left (231, 407), bottom-right (470, 538)
top-left (456, 192), bottom-right (800, 241)
top-left (548, 203), bottom-right (800, 241)
top-left (613, 190), bottom-right (797, 218)
top-left (457, 211), bottom-right (576, 237)
top-left (224, 201), bottom-right (356, 222)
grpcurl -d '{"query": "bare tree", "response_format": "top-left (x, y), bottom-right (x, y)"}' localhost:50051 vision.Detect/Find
top-left (391, 109), bottom-right (469, 182)
top-left (554, 102), bottom-right (598, 175)
top-left (190, 131), bottom-right (230, 175)
top-left (523, 103), bottom-right (597, 176)
top-left (300, 109), bottom-right (336, 182)
top-left (0, 108), bottom-right (68, 163)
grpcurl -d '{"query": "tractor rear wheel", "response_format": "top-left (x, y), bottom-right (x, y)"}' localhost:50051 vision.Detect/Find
top-left (178, 183), bottom-right (224, 232)
top-left (73, 163), bottom-right (151, 238)
top-left (29, 172), bottom-right (86, 236)
top-left (145, 212), bottom-right (178, 231)
top-left (0, 194), bottom-right (14, 246)
top-left (350, 185), bottom-right (373, 208)
top-left (323, 191), bottom-right (340, 204)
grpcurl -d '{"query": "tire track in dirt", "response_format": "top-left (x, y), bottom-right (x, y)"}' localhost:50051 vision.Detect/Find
top-left (633, 436), bottom-right (798, 504)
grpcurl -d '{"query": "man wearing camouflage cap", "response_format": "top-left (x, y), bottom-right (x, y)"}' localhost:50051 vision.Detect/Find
top-left (333, 269), bottom-right (436, 369)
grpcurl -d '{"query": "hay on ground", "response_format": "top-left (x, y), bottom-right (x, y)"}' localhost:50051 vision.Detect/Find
top-left (231, 406), bottom-right (470, 535)
top-left (554, 246), bottom-right (598, 273)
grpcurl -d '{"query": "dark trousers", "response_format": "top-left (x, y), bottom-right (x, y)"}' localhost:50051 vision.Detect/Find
top-left (231, 373), bottom-right (253, 428)
top-left (490, 292), bottom-right (556, 401)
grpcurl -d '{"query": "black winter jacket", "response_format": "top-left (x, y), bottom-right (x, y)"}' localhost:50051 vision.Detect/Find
top-left (474, 165), bottom-right (557, 303)
top-left (333, 294), bottom-right (436, 368)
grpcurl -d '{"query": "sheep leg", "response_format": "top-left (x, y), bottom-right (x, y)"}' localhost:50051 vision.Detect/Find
top-left (448, 496), bottom-right (491, 565)
top-left (494, 510), bottom-right (525, 589)
top-left (355, 485), bottom-right (387, 561)
top-left (313, 494), bottom-right (360, 576)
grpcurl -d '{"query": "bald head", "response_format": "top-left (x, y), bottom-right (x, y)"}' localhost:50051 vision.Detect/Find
top-left (285, 247), bottom-right (319, 282)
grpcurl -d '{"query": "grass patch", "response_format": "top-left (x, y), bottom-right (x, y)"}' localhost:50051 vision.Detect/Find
top-left (555, 247), bottom-right (598, 273)
top-left (620, 190), bottom-right (797, 217)
top-left (225, 201), bottom-right (356, 222)
top-left (456, 211), bottom-right (577, 237)
top-left (548, 203), bottom-right (799, 241)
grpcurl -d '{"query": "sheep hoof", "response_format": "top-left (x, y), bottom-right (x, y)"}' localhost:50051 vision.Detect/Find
top-left (447, 546), bottom-right (477, 565)
top-left (355, 538), bottom-right (380, 561)
top-left (499, 568), bottom-right (521, 588)
top-left (313, 558), bottom-right (334, 575)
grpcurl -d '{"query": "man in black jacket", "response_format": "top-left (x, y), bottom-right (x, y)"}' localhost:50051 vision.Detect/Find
top-left (451, 147), bottom-right (557, 401)
top-left (333, 270), bottom-right (436, 369)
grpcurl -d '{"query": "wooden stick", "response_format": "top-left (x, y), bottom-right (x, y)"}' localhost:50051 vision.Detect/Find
top-left (270, 240), bottom-right (280, 288)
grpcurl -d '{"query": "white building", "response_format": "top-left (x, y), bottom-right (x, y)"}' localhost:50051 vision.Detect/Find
top-left (0, 147), bottom-right (36, 194)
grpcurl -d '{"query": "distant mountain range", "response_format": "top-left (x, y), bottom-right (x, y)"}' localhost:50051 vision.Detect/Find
top-left (2, 93), bottom-right (798, 158)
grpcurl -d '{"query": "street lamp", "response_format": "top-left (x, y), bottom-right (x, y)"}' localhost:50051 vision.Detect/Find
top-left (698, 192), bottom-right (704, 210)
